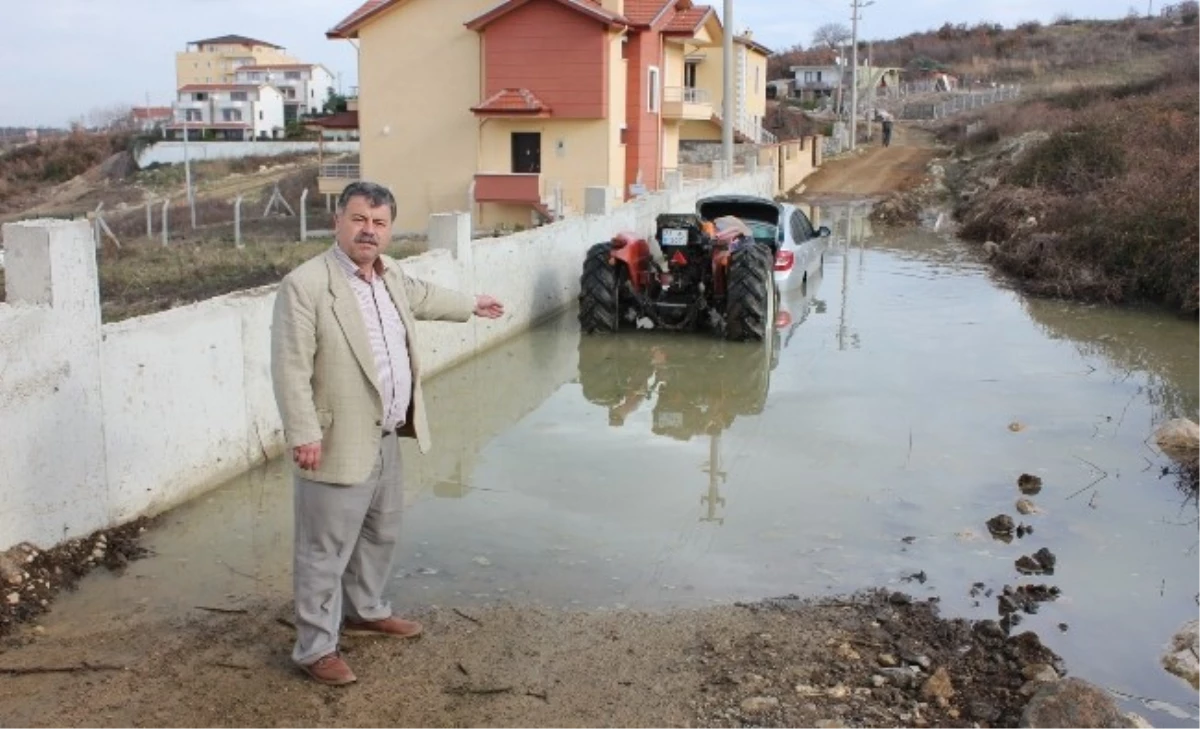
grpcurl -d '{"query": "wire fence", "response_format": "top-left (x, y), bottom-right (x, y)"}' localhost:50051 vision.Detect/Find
top-left (91, 184), bottom-right (332, 250)
top-left (899, 85), bottom-right (1023, 120)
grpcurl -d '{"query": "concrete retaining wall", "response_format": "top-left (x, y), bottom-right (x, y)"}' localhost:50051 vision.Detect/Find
top-left (0, 166), bottom-right (776, 551)
top-left (137, 140), bottom-right (359, 167)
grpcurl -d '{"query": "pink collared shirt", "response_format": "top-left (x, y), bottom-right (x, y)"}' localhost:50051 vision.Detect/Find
top-left (331, 245), bottom-right (412, 432)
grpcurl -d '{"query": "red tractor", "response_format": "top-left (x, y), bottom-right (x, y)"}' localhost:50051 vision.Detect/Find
top-left (578, 204), bottom-right (778, 342)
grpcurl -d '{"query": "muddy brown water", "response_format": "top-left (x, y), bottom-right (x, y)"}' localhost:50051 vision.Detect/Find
top-left (42, 203), bottom-right (1199, 725)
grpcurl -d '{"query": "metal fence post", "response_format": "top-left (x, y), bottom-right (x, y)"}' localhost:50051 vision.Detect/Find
top-left (162, 199), bottom-right (170, 246)
top-left (300, 188), bottom-right (309, 242)
top-left (93, 203), bottom-right (104, 249)
top-left (234, 195), bottom-right (244, 249)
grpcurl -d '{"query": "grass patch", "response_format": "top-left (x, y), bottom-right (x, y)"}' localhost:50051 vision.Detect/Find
top-left (1, 238), bottom-right (427, 323)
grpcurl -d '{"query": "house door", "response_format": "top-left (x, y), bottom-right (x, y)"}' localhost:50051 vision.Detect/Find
top-left (511, 132), bottom-right (541, 174)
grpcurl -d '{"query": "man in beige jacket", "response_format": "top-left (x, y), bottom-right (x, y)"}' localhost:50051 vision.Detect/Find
top-left (271, 181), bottom-right (504, 686)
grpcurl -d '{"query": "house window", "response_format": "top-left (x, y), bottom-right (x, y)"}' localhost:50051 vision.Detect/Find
top-left (804, 71), bottom-right (814, 82)
top-left (620, 125), bottom-right (628, 145)
top-left (285, 71), bottom-right (301, 80)
top-left (193, 92), bottom-right (208, 101)
top-left (259, 110), bottom-right (264, 120)
top-left (230, 91), bottom-right (248, 101)
top-left (684, 62), bottom-right (698, 89)
top-left (511, 132), bottom-right (541, 174)
top-left (222, 109), bottom-right (242, 122)
top-left (755, 67), bottom-right (760, 93)
top-left (647, 66), bottom-right (660, 113)
top-left (186, 109), bottom-right (203, 122)
top-left (621, 36), bottom-right (629, 60)
top-left (817, 71), bottom-right (823, 82)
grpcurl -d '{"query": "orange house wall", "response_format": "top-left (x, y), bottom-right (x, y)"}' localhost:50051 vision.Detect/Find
top-left (483, 0), bottom-right (608, 118)
top-left (624, 29), bottom-right (663, 197)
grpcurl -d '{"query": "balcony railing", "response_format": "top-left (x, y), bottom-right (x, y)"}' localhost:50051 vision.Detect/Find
top-left (664, 86), bottom-right (711, 104)
top-left (663, 86), bottom-right (713, 120)
top-left (320, 164), bottom-right (361, 179)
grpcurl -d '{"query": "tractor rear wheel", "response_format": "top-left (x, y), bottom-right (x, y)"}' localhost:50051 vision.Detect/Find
top-left (725, 242), bottom-right (775, 341)
top-left (579, 243), bottom-right (624, 333)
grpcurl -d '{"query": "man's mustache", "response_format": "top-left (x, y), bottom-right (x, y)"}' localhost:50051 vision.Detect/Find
top-left (355, 235), bottom-right (378, 244)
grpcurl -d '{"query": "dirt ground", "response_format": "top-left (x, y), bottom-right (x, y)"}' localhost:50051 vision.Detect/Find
top-left (0, 582), bottom-right (1064, 728)
top-left (801, 126), bottom-right (942, 200)
top-left (0, 126), bottom-right (1084, 728)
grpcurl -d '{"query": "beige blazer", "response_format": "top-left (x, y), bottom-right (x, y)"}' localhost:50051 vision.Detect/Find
top-left (270, 248), bottom-right (474, 485)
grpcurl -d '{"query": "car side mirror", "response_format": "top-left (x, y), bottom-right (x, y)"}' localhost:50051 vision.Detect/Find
top-left (817, 226), bottom-right (831, 237)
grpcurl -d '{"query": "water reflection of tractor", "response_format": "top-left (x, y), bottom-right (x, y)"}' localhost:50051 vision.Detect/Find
top-left (577, 333), bottom-right (780, 442)
top-left (578, 334), bottom-right (781, 524)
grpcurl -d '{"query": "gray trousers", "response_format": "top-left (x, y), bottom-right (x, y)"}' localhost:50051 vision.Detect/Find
top-left (292, 434), bottom-right (405, 666)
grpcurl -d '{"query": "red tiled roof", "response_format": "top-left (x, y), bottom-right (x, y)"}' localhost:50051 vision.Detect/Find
top-left (465, 0), bottom-right (627, 31)
top-left (132, 106), bottom-right (172, 120)
top-left (179, 83), bottom-right (263, 92)
top-left (328, 0), bottom-right (392, 39)
top-left (788, 49), bottom-right (839, 67)
top-left (623, 0), bottom-right (676, 26)
top-left (470, 88), bottom-right (551, 115)
top-left (663, 4), bottom-right (712, 33)
top-left (305, 110), bottom-right (359, 129)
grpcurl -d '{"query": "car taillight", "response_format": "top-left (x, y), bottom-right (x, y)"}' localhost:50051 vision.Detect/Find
top-left (775, 311), bottom-right (792, 328)
top-left (775, 250), bottom-right (794, 271)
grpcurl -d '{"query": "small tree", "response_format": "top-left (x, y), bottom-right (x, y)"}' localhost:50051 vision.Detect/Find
top-left (767, 42), bottom-right (806, 80)
top-left (322, 88), bottom-right (349, 114)
top-left (1178, 0), bottom-right (1200, 23)
top-left (812, 23), bottom-right (851, 50)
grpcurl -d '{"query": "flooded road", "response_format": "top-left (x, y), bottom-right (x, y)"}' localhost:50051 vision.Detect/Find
top-left (47, 203), bottom-right (1199, 724)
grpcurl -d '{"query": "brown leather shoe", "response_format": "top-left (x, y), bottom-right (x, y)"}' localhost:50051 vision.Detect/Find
top-left (301, 652), bottom-right (356, 686)
top-left (343, 616), bottom-right (424, 639)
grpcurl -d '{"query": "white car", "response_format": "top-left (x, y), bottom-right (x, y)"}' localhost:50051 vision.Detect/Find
top-left (696, 195), bottom-right (831, 293)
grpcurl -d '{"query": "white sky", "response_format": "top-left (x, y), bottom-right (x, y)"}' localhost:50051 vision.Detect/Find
top-left (0, 0), bottom-right (1149, 127)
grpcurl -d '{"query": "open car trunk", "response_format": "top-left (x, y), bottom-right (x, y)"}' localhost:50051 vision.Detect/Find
top-left (697, 196), bottom-right (783, 248)
top-left (696, 196), bottom-right (783, 227)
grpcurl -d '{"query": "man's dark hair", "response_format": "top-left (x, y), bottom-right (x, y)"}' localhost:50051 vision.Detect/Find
top-left (337, 181), bottom-right (397, 220)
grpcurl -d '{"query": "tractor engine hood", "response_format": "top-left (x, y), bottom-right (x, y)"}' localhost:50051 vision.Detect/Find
top-left (696, 196), bottom-right (783, 226)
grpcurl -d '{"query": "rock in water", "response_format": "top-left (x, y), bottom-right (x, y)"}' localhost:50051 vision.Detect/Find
top-left (1020, 678), bottom-right (1129, 727)
top-left (1017, 473), bottom-right (1043, 494)
top-left (1155, 418), bottom-right (1199, 469)
top-left (987, 514), bottom-right (1015, 537)
top-left (1162, 619), bottom-right (1199, 689)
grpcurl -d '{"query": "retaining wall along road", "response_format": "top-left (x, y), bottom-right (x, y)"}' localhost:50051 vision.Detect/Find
top-left (0, 157), bottom-right (824, 550)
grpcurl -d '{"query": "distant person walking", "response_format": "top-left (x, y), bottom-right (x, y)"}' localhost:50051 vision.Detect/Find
top-left (881, 119), bottom-right (894, 147)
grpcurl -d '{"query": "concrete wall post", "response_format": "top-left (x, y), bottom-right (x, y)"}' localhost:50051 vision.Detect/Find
top-left (428, 212), bottom-right (473, 269)
top-left (584, 187), bottom-right (613, 216)
top-left (0, 219), bottom-right (107, 549)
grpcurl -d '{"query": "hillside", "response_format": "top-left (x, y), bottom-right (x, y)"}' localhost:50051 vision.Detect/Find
top-left (868, 13), bottom-right (1196, 84)
top-left (936, 43), bottom-right (1199, 315)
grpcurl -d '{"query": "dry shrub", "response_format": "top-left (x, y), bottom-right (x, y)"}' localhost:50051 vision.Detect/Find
top-left (958, 186), bottom-right (1054, 242)
top-left (1004, 125), bottom-right (1125, 194)
top-left (0, 131), bottom-right (132, 209)
top-left (957, 49), bottom-right (1199, 314)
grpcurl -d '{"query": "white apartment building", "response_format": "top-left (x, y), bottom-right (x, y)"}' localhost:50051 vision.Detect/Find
top-left (234, 64), bottom-right (335, 122)
top-left (167, 84), bottom-right (286, 140)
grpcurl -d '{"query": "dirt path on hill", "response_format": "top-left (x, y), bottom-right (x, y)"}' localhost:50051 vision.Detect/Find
top-left (802, 125), bottom-right (941, 199)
